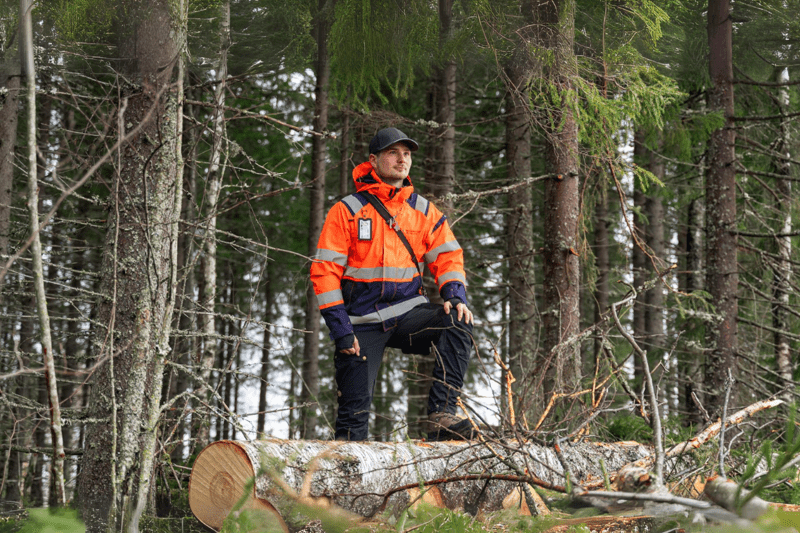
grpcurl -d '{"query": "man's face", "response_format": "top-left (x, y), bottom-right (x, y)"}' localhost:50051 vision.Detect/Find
top-left (369, 142), bottom-right (413, 186)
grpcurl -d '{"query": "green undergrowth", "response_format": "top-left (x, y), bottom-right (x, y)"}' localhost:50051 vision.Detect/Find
top-left (139, 515), bottom-right (209, 533)
top-left (14, 507), bottom-right (84, 533)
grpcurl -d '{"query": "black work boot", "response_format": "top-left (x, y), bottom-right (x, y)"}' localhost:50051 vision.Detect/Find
top-left (425, 411), bottom-right (481, 441)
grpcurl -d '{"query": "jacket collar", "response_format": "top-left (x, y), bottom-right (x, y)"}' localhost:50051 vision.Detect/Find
top-left (352, 161), bottom-right (413, 204)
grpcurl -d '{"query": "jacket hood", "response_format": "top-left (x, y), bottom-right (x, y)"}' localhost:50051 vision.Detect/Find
top-left (352, 161), bottom-right (413, 203)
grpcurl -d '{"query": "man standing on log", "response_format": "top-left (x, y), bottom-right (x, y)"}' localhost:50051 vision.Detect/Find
top-left (311, 127), bottom-right (477, 442)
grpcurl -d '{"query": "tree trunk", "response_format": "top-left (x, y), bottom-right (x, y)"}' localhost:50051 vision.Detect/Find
top-left (301, 0), bottom-right (334, 440)
top-left (166, 163), bottom-right (195, 462)
top-left (679, 193), bottom-right (704, 424)
top-left (5, 288), bottom-right (35, 503)
top-left (338, 111), bottom-right (351, 196)
top-left (632, 133), bottom-right (648, 387)
top-left (593, 185), bottom-right (610, 362)
top-left (62, 235), bottom-right (86, 500)
top-left (504, 46), bottom-right (537, 417)
top-left (704, 0), bottom-right (738, 416)
top-left (772, 65), bottom-right (793, 406)
top-left (188, 438), bottom-right (652, 531)
top-left (632, 131), bottom-right (666, 398)
top-left (0, 45), bottom-right (19, 273)
top-left (644, 141), bottom-right (666, 406)
top-left (257, 264), bottom-right (273, 437)
top-left (20, 0), bottom-right (66, 504)
top-left (195, 0), bottom-right (230, 450)
top-left (534, 0), bottom-right (582, 404)
top-left (77, 1), bottom-right (182, 530)
top-left (409, 0), bottom-right (457, 437)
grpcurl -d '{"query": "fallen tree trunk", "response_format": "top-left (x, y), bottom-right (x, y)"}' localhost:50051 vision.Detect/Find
top-left (188, 438), bottom-right (652, 531)
top-left (583, 399), bottom-right (785, 493)
top-left (704, 475), bottom-right (800, 520)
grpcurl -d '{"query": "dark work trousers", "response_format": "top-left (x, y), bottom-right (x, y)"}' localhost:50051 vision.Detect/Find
top-left (334, 303), bottom-right (474, 441)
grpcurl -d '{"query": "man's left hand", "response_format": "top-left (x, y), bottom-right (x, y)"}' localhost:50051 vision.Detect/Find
top-left (443, 300), bottom-right (474, 325)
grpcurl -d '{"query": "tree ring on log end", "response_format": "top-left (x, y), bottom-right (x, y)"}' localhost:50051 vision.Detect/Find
top-left (189, 440), bottom-right (288, 532)
top-left (210, 472), bottom-right (237, 508)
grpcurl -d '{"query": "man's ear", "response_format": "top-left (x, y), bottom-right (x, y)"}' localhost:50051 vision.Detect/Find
top-left (368, 153), bottom-right (377, 165)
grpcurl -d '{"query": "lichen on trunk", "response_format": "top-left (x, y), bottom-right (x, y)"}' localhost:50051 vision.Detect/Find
top-left (78, 1), bottom-right (183, 531)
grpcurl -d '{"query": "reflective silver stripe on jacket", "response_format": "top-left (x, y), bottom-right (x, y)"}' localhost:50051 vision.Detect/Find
top-left (344, 265), bottom-right (420, 281)
top-left (423, 240), bottom-right (461, 264)
top-left (316, 288), bottom-right (344, 306)
top-left (349, 295), bottom-right (428, 325)
top-left (437, 271), bottom-right (467, 286)
top-left (413, 195), bottom-right (429, 214)
top-left (316, 248), bottom-right (348, 267)
top-left (342, 194), bottom-right (364, 215)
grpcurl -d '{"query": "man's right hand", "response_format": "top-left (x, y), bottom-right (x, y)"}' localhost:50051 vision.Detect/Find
top-left (339, 336), bottom-right (360, 356)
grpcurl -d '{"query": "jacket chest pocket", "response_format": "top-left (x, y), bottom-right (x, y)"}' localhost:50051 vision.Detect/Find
top-left (395, 229), bottom-right (423, 265)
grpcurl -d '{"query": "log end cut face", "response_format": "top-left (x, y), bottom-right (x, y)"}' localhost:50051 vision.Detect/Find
top-left (189, 440), bottom-right (288, 532)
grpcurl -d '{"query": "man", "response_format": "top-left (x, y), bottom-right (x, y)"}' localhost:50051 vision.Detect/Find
top-left (310, 126), bottom-right (478, 441)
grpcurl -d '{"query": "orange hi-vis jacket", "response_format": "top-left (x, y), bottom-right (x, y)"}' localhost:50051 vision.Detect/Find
top-left (311, 161), bottom-right (468, 343)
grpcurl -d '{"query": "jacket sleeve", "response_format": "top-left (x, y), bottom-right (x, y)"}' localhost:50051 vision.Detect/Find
top-left (423, 203), bottom-right (468, 305)
top-left (310, 202), bottom-right (353, 342)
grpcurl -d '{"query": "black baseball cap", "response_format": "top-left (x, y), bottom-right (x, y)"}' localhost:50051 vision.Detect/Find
top-left (369, 127), bottom-right (419, 154)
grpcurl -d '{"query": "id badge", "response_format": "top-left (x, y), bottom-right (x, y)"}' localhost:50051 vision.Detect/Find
top-left (358, 218), bottom-right (373, 241)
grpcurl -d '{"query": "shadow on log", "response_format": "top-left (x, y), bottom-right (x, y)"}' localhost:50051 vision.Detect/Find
top-left (188, 438), bottom-right (652, 531)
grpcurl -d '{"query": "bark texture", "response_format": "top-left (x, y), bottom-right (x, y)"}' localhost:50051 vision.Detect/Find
top-left (78, 1), bottom-right (182, 530)
top-left (704, 0), bottom-right (738, 415)
top-left (195, 0), bottom-right (230, 450)
top-left (504, 0), bottom-right (537, 412)
top-left (409, 0), bottom-right (457, 437)
top-left (257, 266), bottom-right (273, 437)
top-left (189, 438), bottom-right (652, 531)
top-left (534, 0), bottom-right (582, 403)
top-left (20, 0), bottom-right (66, 504)
top-left (772, 65), bottom-right (793, 406)
top-left (592, 184), bottom-right (610, 361)
top-left (632, 132), bottom-right (666, 392)
top-left (301, 0), bottom-right (333, 439)
top-left (0, 51), bottom-right (19, 268)
top-left (679, 195), bottom-right (704, 425)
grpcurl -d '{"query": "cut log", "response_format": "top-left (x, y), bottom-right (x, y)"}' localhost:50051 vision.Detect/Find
top-left (188, 438), bottom-right (652, 531)
top-left (187, 440), bottom-right (289, 532)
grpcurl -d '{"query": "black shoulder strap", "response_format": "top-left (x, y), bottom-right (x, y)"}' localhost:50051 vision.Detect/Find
top-left (360, 192), bottom-right (427, 296)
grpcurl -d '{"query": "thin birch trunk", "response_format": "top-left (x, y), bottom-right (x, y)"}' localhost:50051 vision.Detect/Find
top-left (772, 64), bottom-right (793, 406)
top-left (196, 0), bottom-right (230, 450)
top-left (20, 0), bottom-right (66, 505)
